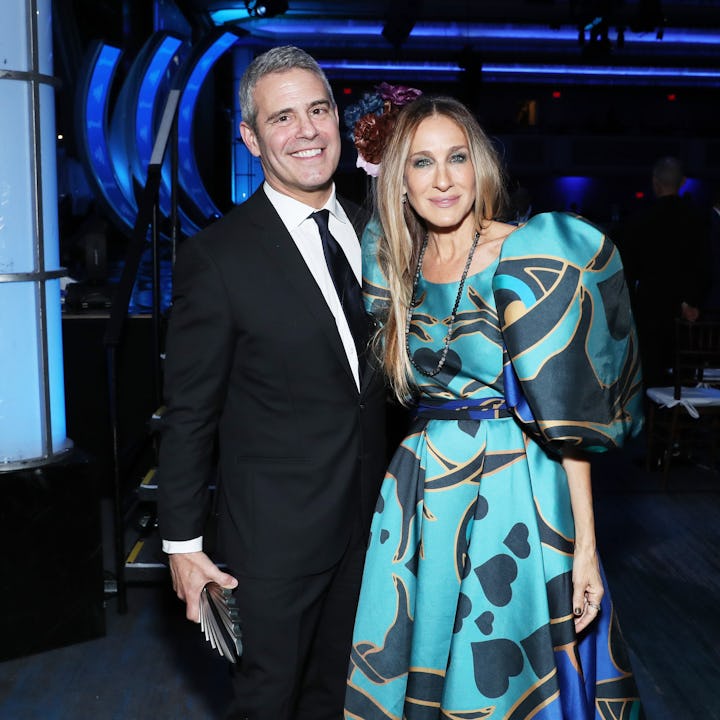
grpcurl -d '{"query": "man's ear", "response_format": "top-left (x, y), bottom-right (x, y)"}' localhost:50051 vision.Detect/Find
top-left (239, 121), bottom-right (261, 158)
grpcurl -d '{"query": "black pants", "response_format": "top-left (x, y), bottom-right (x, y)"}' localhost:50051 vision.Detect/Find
top-left (224, 524), bottom-right (366, 720)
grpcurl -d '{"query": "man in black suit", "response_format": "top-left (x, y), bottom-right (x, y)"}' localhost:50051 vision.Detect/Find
top-left (616, 156), bottom-right (710, 386)
top-left (705, 185), bottom-right (720, 312)
top-left (157, 45), bottom-right (386, 720)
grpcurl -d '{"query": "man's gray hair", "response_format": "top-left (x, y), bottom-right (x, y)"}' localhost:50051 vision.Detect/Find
top-left (239, 45), bottom-right (335, 131)
top-left (652, 156), bottom-right (685, 194)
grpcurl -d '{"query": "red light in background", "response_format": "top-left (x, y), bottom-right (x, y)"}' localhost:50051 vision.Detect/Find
top-left (552, 90), bottom-right (562, 99)
top-left (343, 87), bottom-right (353, 95)
top-left (667, 93), bottom-right (677, 101)
top-left (635, 191), bottom-right (645, 199)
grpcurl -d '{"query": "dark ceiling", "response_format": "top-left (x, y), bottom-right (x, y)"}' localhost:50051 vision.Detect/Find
top-left (193, 0), bottom-right (718, 27)
top-left (167, 0), bottom-right (720, 88)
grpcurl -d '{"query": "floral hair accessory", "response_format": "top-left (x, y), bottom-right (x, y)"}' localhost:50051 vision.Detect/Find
top-left (343, 82), bottom-right (422, 177)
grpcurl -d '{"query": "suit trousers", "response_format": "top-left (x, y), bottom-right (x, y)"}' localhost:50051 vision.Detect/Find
top-left (224, 518), bottom-right (366, 720)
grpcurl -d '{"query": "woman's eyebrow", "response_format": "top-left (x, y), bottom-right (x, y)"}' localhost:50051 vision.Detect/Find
top-left (408, 145), bottom-right (468, 157)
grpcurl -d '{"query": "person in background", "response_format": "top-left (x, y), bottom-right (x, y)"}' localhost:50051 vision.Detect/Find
top-left (157, 45), bottom-right (386, 720)
top-left (506, 182), bottom-right (533, 224)
top-left (344, 95), bottom-right (644, 719)
top-left (617, 156), bottom-right (710, 386)
top-left (704, 184), bottom-right (720, 314)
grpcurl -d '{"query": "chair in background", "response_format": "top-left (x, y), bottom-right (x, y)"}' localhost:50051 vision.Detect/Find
top-left (645, 318), bottom-right (720, 485)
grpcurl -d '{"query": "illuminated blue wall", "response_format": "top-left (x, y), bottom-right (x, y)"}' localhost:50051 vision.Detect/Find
top-left (76, 30), bottom-right (263, 239)
top-left (0, 0), bottom-right (70, 468)
top-left (232, 45), bottom-right (263, 204)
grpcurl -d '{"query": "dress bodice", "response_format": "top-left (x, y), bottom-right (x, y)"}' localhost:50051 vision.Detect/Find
top-left (408, 258), bottom-right (504, 402)
top-left (362, 211), bottom-right (643, 452)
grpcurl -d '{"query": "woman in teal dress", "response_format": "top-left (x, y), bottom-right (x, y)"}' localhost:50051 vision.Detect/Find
top-left (344, 96), bottom-right (645, 719)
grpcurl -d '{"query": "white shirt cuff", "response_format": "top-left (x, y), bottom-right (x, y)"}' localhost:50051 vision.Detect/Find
top-left (163, 536), bottom-right (203, 554)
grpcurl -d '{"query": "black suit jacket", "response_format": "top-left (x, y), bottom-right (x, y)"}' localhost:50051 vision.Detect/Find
top-left (157, 188), bottom-right (386, 577)
top-left (706, 209), bottom-right (720, 310)
top-left (617, 194), bottom-right (709, 315)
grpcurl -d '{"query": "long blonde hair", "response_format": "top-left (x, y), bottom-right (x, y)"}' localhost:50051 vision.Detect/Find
top-left (374, 96), bottom-right (506, 403)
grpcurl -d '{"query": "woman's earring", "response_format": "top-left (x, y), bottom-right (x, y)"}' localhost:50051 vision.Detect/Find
top-left (401, 194), bottom-right (407, 204)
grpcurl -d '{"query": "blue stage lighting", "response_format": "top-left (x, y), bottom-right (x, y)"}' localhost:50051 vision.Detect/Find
top-left (176, 30), bottom-right (240, 222)
top-left (76, 42), bottom-right (138, 230)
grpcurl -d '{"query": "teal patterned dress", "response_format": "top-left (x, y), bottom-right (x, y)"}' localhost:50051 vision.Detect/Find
top-left (345, 212), bottom-right (645, 720)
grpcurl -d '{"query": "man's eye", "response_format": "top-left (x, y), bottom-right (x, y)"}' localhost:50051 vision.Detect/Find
top-left (311, 106), bottom-right (328, 116)
top-left (275, 114), bottom-right (291, 123)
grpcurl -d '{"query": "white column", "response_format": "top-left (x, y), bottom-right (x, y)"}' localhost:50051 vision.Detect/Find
top-left (0, 0), bottom-right (71, 468)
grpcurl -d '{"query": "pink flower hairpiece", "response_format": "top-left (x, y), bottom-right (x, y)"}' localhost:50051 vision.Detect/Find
top-left (343, 82), bottom-right (423, 177)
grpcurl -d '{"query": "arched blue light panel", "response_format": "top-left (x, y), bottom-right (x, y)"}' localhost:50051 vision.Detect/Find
top-left (75, 42), bottom-right (137, 230)
top-left (111, 32), bottom-right (200, 237)
top-left (134, 35), bottom-right (185, 168)
top-left (108, 36), bottom-right (170, 204)
top-left (176, 29), bottom-right (241, 222)
top-left (79, 32), bottom-right (259, 237)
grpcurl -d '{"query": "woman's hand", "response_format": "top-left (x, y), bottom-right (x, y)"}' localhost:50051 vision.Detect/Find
top-left (561, 451), bottom-right (604, 633)
top-left (572, 546), bottom-right (604, 633)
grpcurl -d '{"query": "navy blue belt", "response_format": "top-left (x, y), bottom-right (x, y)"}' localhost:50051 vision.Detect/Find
top-left (414, 397), bottom-right (511, 421)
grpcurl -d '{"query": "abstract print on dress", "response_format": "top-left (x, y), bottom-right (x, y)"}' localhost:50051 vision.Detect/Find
top-left (346, 213), bottom-right (644, 720)
top-left (494, 212), bottom-right (643, 453)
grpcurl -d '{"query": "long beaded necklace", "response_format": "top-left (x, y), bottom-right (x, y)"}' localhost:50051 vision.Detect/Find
top-left (405, 230), bottom-right (481, 377)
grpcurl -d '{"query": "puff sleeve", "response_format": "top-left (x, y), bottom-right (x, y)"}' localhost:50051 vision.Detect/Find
top-left (492, 212), bottom-right (644, 453)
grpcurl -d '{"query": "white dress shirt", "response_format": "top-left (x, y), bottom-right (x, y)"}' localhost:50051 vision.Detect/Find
top-left (163, 182), bottom-right (362, 555)
top-left (263, 182), bottom-right (361, 389)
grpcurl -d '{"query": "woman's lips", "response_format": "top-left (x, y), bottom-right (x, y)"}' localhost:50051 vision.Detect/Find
top-left (430, 196), bottom-right (459, 207)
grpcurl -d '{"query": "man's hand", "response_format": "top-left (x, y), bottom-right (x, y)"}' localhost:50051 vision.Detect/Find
top-left (168, 551), bottom-right (238, 623)
top-left (680, 302), bottom-right (700, 322)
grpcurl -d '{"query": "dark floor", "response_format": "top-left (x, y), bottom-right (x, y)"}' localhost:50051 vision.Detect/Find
top-left (592, 442), bottom-right (720, 720)
top-left (1, 437), bottom-right (719, 720)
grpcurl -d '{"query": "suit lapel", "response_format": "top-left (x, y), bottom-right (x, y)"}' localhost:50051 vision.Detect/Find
top-left (359, 339), bottom-right (380, 395)
top-left (245, 191), bottom-right (358, 389)
top-left (337, 196), bottom-right (381, 397)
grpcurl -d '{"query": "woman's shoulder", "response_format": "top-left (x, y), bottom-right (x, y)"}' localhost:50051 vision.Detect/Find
top-left (509, 210), bottom-right (605, 238)
top-left (500, 211), bottom-right (615, 266)
top-left (487, 218), bottom-right (517, 240)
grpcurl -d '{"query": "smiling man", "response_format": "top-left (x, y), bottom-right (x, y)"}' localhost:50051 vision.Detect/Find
top-left (157, 46), bottom-right (386, 720)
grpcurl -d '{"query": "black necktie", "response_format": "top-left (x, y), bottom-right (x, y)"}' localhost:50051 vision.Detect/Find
top-left (311, 210), bottom-right (368, 368)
